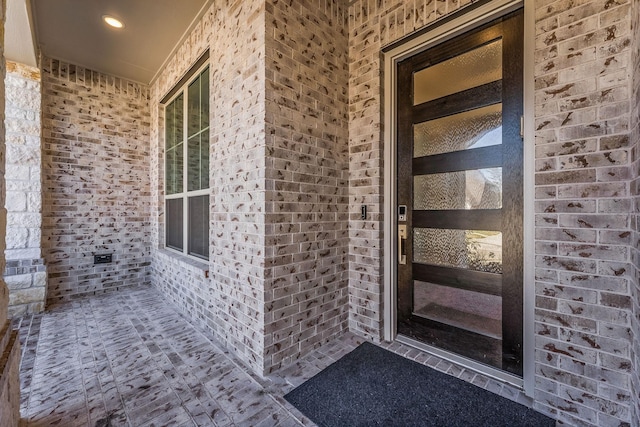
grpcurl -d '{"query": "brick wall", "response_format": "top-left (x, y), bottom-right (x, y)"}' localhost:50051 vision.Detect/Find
top-left (631, 0), bottom-right (640, 421)
top-left (4, 61), bottom-right (47, 316)
top-left (533, 1), bottom-right (634, 424)
top-left (0, 0), bottom-right (22, 424)
top-left (41, 58), bottom-right (151, 304)
top-left (150, 0), bottom-right (350, 375)
top-left (152, 250), bottom-right (210, 326)
top-left (263, 0), bottom-right (350, 373)
top-left (150, 0), bottom-right (268, 374)
top-left (348, 0), bottom-right (636, 425)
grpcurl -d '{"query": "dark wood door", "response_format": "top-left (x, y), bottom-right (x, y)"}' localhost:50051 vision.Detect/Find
top-left (396, 10), bottom-right (524, 376)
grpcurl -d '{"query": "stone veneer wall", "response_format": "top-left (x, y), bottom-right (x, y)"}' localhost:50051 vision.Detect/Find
top-left (263, 0), bottom-right (350, 372)
top-left (150, 0), bottom-right (268, 373)
top-left (41, 58), bottom-right (151, 304)
top-left (4, 61), bottom-right (47, 316)
top-left (631, 0), bottom-right (640, 421)
top-left (0, 0), bottom-right (23, 424)
top-left (348, 0), bottom-right (636, 425)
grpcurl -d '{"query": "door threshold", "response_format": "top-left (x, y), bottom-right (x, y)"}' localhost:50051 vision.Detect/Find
top-left (396, 334), bottom-right (523, 389)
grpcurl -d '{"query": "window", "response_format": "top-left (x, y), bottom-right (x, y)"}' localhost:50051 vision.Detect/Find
top-left (165, 65), bottom-right (209, 260)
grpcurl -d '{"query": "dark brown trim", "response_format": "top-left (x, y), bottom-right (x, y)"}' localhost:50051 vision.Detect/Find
top-left (412, 81), bottom-right (502, 121)
top-left (396, 52), bottom-right (415, 320)
top-left (413, 209), bottom-right (501, 231)
top-left (499, 9), bottom-right (525, 376)
top-left (160, 50), bottom-right (210, 105)
top-left (413, 264), bottom-right (502, 296)
top-left (413, 144), bottom-right (503, 175)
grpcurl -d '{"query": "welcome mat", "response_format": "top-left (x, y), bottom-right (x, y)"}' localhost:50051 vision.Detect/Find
top-left (284, 342), bottom-right (554, 427)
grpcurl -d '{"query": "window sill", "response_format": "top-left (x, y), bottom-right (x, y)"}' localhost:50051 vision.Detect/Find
top-left (157, 248), bottom-right (209, 278)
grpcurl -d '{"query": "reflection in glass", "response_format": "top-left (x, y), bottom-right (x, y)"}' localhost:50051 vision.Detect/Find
top-left (166, 148), bottom-right (176, 195)
top-left (166, 101), bottom-right (175, 146)
top-left (201, 129), bottom-right (209, 190)
top-left (187, 132), bottom-right (210, 192)
top-left (413, 228), bottom-right (502, 274)
top-left (187, 135), bottom-right (200, 192)
top-left (414, 104), bottom-right (502, 158)
top-left (188, 75), bottom-right (201, 137)
top-left (165, 142), bottom-right (183, 196)
top-left (413, 39), bottom-right (502, 105)
top-left (413, 281), bottom-right (502, 338)
top-left (165, 93), bottom-right (184, 149)
top-left (165, 94), bottom-right (184, 195)
top-left (414, 168), bottom-right (502, 210)
top-left (201, 70), bottom-right (210, 128)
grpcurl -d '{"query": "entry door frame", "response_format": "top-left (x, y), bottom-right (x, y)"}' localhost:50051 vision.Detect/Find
top-left (382, 0), bottom-right (535, 396)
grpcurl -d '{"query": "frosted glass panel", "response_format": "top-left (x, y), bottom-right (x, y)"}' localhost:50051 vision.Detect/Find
top-left (413, 228), bottom-right (502, 274)
top-left (414, 168), bottom-right (502, 210)
top-left (414, 39), bottom-right (502, 105)
top-left (414, 104), bottom-right (502, 158)
top-left (413, 281), bottom-right (502, 338)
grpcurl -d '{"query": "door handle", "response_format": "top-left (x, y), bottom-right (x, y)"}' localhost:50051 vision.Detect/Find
top-left (398, 224), bottom-right (407, 265)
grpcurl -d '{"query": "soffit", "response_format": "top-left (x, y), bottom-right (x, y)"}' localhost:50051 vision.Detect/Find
top-left (6, 0), bottom-right (38, 67)
top-left (29, 0), bottom-right (211, 84)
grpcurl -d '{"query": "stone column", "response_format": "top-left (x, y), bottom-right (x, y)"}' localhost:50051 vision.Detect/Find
top-left (0, 0), bottom-right (23, 424)
top-left (4, 61), bottom-right (46, 317)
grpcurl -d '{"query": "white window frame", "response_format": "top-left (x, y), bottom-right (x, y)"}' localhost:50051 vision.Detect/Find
top-left (164, 62), bottom-right (210, 261)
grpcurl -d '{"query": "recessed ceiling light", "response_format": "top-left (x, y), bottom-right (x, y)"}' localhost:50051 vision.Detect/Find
top-left (103, 15), bottom-right (124, 29)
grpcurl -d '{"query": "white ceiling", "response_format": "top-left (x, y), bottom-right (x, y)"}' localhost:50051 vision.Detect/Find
top-left (17, 0), bottom-right (211, 84)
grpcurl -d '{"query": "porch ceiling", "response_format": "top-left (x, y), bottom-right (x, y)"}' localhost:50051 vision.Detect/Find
top-left (27, 0), bottom-right (211, 84)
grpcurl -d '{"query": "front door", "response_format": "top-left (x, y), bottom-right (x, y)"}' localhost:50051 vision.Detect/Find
top-left (396, 10), bottom-right (524, 376)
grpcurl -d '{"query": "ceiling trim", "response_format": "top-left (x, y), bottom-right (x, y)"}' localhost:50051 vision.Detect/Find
top-left (149, 0), bottom-right (214, 86)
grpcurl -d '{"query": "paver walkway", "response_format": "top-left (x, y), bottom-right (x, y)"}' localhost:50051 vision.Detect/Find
top-left (13, 284), bottom-right (533, 426)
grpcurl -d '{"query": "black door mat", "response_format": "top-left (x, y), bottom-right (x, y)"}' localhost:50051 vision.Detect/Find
top-left (285, 342), bottom-right (554, 427)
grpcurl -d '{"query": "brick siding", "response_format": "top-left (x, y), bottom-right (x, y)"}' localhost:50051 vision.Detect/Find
top-left (630, 0), bottom-right (640, 422)
top-left (263, 0), bottom-right (350, 373)
top-left (41, 58), bottom-right (151, 303)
